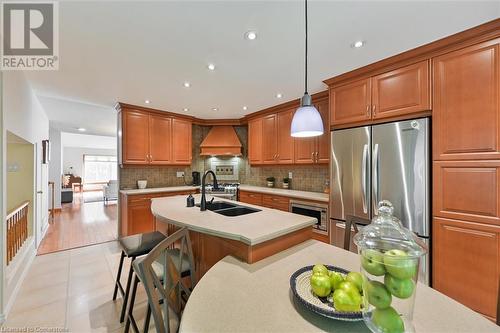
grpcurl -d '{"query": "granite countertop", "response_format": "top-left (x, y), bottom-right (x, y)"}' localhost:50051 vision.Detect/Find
top-left (119, 185), bottom-right (198, 195)
top-left (179, 240), bottom-right (500, 333)
top-left (151, 194), bottom-right (316, 245)
top-left (239, 185), bottom-right (329, 203)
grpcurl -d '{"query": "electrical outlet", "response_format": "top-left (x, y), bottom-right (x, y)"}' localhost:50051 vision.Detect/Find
top-left (288, 172), bottom-right (293, 179)
top-left (176, 171), bottom-right (185, 178)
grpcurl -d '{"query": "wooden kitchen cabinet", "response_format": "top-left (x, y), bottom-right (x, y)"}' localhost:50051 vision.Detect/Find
top-left (119, 107), bottom-right (192, 166)
top-left (433, 217), bottom-right (500, 320)
top-left (239, 190), bottom-right (263, 206)
top-left (434, 160), bottom-right (500, 226)
top-left (372, 60), bottom-right (430, 120)
top-left (172, 118), bottom-right (192, 164)
top-left (277, 109), bottom-right (295, 164)
top-left (294, 97), bottom-right (329, 164)
top-left (433, 40), bottom-right (500, 161)
top-left (262, 194), bottom-right (290, 211)
top-left (149, 114), bottom-right (172, 164)
top-left (122, 110), bottom-right (150, 165)
top-left (248, 118), bottom-right (263, 164)
top-left (330, 78), bottom-right (371, 126)
top-left (121, 189), bottom-right (197, 236)
top-left (262, 114), bottom-right (278, 164)
top-left (329, 61), bottom-right (431, 127)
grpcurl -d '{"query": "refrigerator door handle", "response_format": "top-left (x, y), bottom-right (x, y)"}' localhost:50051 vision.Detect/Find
top-left (361, 144), bottom-right (368, 213)
top-left (373, 143), bottom-right (380, 214)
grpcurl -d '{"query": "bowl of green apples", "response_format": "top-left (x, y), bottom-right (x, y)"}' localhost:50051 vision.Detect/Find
top-left (289, 264), bottom-right (364, 321)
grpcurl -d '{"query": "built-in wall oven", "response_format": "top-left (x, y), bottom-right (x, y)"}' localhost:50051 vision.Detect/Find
top-left (290, 200), bottom-right (329, 236)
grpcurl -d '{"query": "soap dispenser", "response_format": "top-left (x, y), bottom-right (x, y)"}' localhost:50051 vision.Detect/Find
top-left (186, 194), bottom-right (195, 207)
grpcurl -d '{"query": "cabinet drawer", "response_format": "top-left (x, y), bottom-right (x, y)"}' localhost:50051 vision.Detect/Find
top-left (433, 161), bottom-right (500, 226)
top-left (239, 191), bottom-right (263, 206)
top-left (262, 194), bottom-right (290, 211)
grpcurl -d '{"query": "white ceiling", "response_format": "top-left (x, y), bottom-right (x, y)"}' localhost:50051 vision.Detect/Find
top-left (27, 1), bottom-right (500, 130)
top-left (61, 132), bottom-right (117, 149)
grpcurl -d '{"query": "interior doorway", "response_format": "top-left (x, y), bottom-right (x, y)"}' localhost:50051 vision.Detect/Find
top-left (38, 131), bottom-right (118, 255)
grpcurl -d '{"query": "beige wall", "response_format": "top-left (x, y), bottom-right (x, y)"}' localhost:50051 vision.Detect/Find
top-left (6, 142), bottom-right (34, 236)
top-left (120, 125), bottom-right (329, 193)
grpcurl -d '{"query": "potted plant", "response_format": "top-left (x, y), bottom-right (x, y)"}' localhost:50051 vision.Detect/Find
top-left (266, 177), bottom-right (275, 188)
top-left (282, 177), bottom-right (290, 189)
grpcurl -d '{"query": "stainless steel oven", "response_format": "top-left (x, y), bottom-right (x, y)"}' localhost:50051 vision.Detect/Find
top-left (289, 200), bottom-right (329, 235)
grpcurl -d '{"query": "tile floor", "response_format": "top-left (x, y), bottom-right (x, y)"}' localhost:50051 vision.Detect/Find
top-left (5, 241), bottom-right (154, 332)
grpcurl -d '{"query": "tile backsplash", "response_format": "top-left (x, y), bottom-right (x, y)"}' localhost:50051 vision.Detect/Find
top-left (119, 125), bottom-right (329, 193)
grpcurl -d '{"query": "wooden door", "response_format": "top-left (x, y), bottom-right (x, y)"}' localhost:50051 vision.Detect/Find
top-left (261, 114), bottom-right (278, 164)
top-left (433, 40), bottom-right (500, 160)
top-left (433, 217), bottom-right (500, 319)
top-left (149, 115), bottom-right (172, 165)
top-left (248, 118), bottom-right (263, 165)
top-left (434, 160), bottom-right (500, 226)
top-left (262, 194), bottom-right (290, 211)
top-left (315, 98), bottom-right (330, 163)
top-left (330, 78), bottom-right (371, 126)
top-left (128, 197), bottom-right (154, 235)
top-left (372, 60), bottom-right (430, 120)
top-left (172, 118), bottom-right (192, 165)
top-left (294, 137), bottom-right (315, 164)
top-left (277, 109), bottom-right (294, 164)
top-left (122, 110), bottom-right (150, 164)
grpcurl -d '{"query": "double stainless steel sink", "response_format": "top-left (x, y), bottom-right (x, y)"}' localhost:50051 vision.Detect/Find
top-left (195, 201), bottom-right (261, 217)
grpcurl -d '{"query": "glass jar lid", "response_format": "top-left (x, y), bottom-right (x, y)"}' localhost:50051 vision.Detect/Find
top-left (353, 200), bottom-right (427, 258)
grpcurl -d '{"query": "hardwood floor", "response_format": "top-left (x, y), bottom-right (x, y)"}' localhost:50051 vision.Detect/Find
top-left (37, 192), bottom-right (118, 255)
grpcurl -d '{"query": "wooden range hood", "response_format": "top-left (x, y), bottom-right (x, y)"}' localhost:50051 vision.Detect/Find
top-left (200, 126), bottom-right (242, 156)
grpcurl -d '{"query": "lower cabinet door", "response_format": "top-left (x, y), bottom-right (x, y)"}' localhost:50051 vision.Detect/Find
top-left (433, 217), bottom-right (500, 319)
top-left (239, 191), bottom-right (263, 206)
top-left (129, 200), bottom-right (154, 235)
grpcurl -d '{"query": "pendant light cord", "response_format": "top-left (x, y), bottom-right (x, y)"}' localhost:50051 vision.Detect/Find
top-left (304, 0), bottom-right (308, 95)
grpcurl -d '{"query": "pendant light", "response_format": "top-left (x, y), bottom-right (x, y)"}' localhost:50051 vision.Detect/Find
top-left (291, 0), bottom-right (324, 138)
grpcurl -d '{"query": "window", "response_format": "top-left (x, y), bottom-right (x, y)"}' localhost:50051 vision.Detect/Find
top-left (83, 155), bottom-right (117, 183)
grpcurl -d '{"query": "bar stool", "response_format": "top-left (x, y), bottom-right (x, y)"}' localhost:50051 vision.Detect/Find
top-left (113, 231), bottom-right (166, 323)
top-left (125, 228), bottom-right (196, 333)
top-left (343, 215), bottom-right (371, 251)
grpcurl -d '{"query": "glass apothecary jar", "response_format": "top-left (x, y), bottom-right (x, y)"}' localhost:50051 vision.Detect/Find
top-left (353, 201), bottom-right (427, 333)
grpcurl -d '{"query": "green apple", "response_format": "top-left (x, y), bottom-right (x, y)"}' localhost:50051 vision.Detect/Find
top-left (383, 249), bottom-right (417, 280)
top-left (310, 272), bottom-right (331, 297)
top-left (366, 280), bottom-right (392, 309)
top-left (329, 271), bottom-right (344, 290)
top-left (333, 289), bottom-right (362, 312)
top-left (361, 249), bottom-right (386, 276)
top-left (371, 306), bottom-right (404, 333)
top-left (384, 274), bottom-right (415, 299)
top-left (312, 264), bottom-right (329, 276)
top-left (346, 272), bottom-right (363, 293)
top-left (338, 281), bottom-right (359, 297)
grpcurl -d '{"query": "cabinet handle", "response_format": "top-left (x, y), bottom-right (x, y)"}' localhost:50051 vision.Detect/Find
top-left (311, 152), bottom-right (314, 161)
top-left (276, 154), bottom-right (279, 160)
top-left (372, 105), bottom-right (376, 117)
top-left (366, 105), bottom-right (370, 117)
top-left (315, 152), bottom-right (319, 162)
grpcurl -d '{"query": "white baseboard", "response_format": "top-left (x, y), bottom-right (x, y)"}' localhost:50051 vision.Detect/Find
top-left (2, 237), bottom-right (36, 322)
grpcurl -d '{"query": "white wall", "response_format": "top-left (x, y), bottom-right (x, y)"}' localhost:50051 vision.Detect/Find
top-left (63, 147), bottom-right (117, 177)
top-left (2, 71), bottom-right (49, 319)
top-left (48, 128), bottom-right (62, 209)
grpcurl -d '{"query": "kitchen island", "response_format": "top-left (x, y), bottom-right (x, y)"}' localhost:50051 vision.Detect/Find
top-left (151, 194), bottom-right (316, 278)
top-left (179, 239), bottom-right (500, 333)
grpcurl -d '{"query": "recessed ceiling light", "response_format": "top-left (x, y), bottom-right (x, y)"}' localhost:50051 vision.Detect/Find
top-left (144, 100), bottom-right (150, 104)
top-left (207, 63), bottom-right (216, 71)
top-left (352, 40), bottom-right (365, 48)
top-left (276, 93), bottom-right (283, 99)
top-left (183, 82), bottom-right (191, 88)
top-left (77, 127), bottom-right (86, 132)
top-left (212, 107), bottom-right (218, 111)
top-left (244, 31), bottom-right (257, 40)
top-left (183, 108), bottom-right (189, 112)
top-left (243, 106), bottom-right (248, 111)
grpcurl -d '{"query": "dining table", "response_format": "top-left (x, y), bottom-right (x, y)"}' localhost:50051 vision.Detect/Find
top-left (179, 239), bottom-right (500, 333)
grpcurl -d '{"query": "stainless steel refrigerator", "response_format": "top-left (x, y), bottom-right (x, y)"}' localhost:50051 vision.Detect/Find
top-left (329, 118), bottom-right (430, 284)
